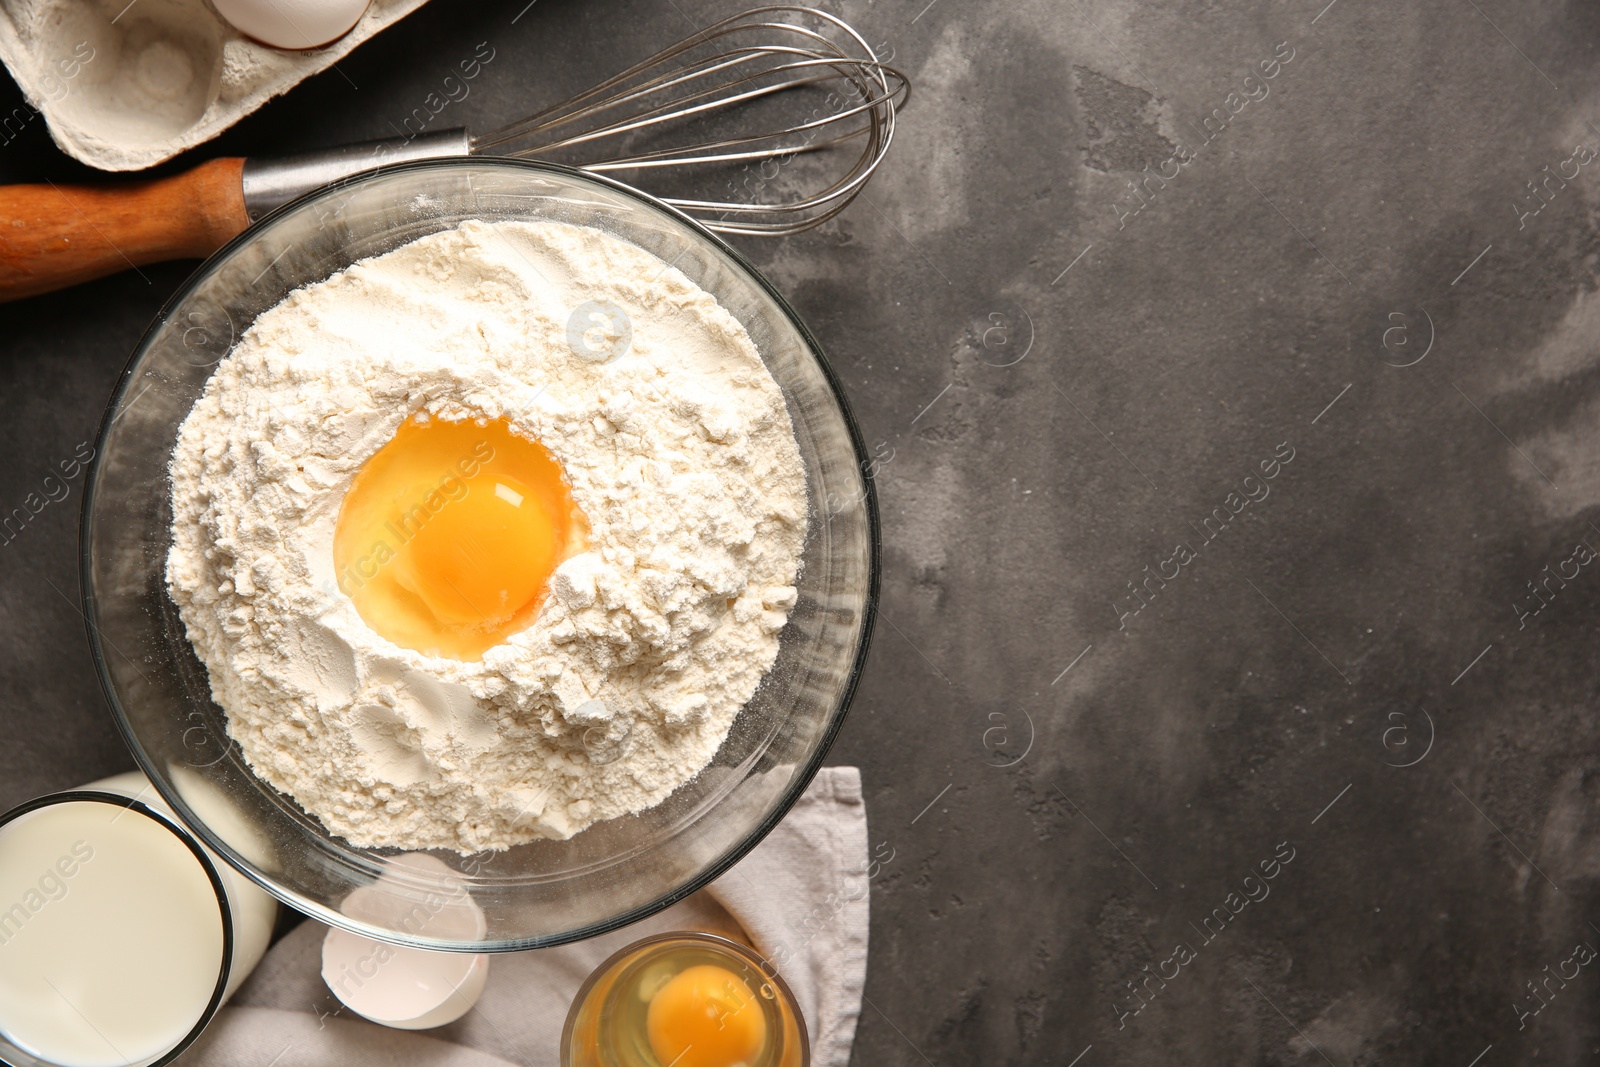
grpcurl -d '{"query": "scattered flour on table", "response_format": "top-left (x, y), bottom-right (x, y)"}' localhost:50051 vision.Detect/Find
top-left (165, 219), bottom-right (807, 853)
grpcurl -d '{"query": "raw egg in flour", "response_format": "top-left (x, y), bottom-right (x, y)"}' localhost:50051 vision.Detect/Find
top-left (646, 964), bottom-right (769, 1067)
top-left (333, 414), bottom-right (586, 660)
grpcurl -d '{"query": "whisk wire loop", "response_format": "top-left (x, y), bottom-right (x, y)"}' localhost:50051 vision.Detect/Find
top-left (471, 6), bottom-right (908, 236)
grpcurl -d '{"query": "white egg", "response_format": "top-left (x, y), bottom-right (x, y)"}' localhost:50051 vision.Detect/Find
top-left (212, 0), bottom-right (372, 50)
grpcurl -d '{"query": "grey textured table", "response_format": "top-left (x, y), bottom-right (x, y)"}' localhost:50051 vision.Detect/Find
top-left (3, 0), bottom-right (1599, 1063)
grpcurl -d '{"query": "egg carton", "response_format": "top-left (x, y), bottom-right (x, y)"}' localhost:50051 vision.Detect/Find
top-left (0, 0), bottom-right (433, 172)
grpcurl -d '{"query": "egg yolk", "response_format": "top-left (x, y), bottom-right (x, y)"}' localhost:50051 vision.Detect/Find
top-left (332, 414), bottom-right (585, 660)
top-left (646, 964), bottom-right (768, 1067)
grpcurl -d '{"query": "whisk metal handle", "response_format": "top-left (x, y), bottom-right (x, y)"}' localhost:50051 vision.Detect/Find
top-left (241, 128), bottom-right (472, 221)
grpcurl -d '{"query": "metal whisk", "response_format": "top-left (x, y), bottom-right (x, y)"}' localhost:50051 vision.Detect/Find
top-left (238, 6), bottom-right (910, 237)
top-left (473, 6), bottom-right (910, 236)
top-left (0, 7), bottom-right (909, 300)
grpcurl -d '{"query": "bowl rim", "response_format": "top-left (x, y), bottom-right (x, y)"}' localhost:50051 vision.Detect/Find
top-left (78, 156), bottom-right (882, 952)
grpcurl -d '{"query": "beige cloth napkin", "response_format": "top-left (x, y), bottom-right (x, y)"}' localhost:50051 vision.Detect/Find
top-left (177, 766), bottom-right (868, 1067)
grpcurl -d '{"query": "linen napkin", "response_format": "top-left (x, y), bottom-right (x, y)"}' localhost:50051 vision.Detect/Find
top-left (177, 766), bottom-right (868, 1067)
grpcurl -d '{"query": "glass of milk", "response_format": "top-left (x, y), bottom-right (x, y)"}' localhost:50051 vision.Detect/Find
top-left (0, 786), bottom-right (243, 1066)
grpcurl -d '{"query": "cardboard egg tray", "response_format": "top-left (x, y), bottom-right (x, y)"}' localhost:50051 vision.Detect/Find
top-left (0, 0), bottom-right (432, 171)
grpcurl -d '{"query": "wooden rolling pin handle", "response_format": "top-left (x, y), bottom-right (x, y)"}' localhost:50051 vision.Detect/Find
top-left (0, 158), bottom-right (250, 302)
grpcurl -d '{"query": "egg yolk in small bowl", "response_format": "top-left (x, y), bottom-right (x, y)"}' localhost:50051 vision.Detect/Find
top-left (333, 413), bottom-right (586, 660)
top-left (646, 964), bottom-right (768, 1067)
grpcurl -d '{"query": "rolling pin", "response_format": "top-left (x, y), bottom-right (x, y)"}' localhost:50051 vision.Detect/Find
top-left (0, 130), bottom-right (470, 302)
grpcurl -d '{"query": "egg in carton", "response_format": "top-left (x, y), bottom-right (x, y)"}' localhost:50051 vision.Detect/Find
top-left (0, 0), bottom-right (433, 171)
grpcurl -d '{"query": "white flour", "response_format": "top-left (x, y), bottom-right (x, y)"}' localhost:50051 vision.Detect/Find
top-left (166, 219), bottom-right (807, 853)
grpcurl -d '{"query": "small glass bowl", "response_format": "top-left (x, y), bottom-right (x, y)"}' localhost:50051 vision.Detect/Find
top-left (562, 931), bottom-right (808, 1067)
top-left (80, 158), bottom-right (879, 951)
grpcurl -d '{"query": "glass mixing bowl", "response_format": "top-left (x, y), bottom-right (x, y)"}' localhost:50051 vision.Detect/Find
top-left (80, 159), bottom-right (879, 951)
